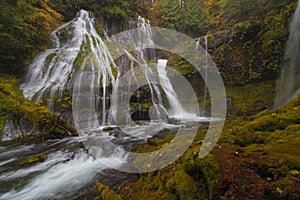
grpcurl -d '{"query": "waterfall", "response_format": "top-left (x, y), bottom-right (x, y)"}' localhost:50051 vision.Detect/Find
top-left (157, 59), bottom-right (184, 117)
top-left (196, 38), bottom-right (201, 52)
top-left (21, 10), bottom-right (117, 123)
top-left (275, 2), bottom-right (300, 108)
top-left (196, 36), bottom-right (208, 113)
top-left (204, 36), bottom-right (208, 113)
top-left (20, 9), bottom-right (195, 128)
top-left (110, 16), bottom-right (167, 123)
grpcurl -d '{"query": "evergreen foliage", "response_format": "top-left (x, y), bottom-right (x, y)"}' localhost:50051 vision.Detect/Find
top-left (0, 0), bottom-right (62, 75)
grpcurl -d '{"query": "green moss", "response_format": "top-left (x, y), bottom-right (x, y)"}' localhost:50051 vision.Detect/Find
top-left (162, 128), bottom-right (170, 133)
top-left (0, 76), bottom-right (77, 142)
top-left (168, 55), bottom-right (197, 76)
top-left (122, 160), bottom-right (208, 199)
top-left (45, 53), bottom-right (57, 65)
top-left (111, 64), bottom-right (118, 79)
top-left (74, 35), bottom-right (92, 69)
top-left (19, 152), bottom-right (47, 166)
top-left (146, 134), bottom-right (174, 147)
top-left (123, 132), bottom-right (221, 199)
top-left (0, 116), bottom-right (6, 132)
top-left (95, 20), bottom-right (105, 37)
top-left (95, 182), bottom-right (122, 200)
top-left (222, 92), bottom-right (300, 146)
top-left (225, 80), bottom-right (276, 117)
top-left (182, 149), bottom-right (221, 199)
top-left (219, 93), bottom-right (300, 199)
top-left (130, 102), bottom-right (152, 112)
top-left (232, 20), bottom-right (262, 42)
top-left (102, 126), bottom-right (114, 131)
top-left (265, 176), bottom-right (300, 199)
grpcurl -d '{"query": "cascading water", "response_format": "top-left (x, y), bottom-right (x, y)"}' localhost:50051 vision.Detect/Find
top-left (275, 1), bottom-right (300, 108)
top-left (157, 59), bottom-right (184, 117)
top-left (21, 10), bottom-right (117, 125)
top-left (20, 10), bottom-right (186, 126)
top-left (196, 38), bottom-right (201, 52)
top-left (0, 136), bottom-right (128, 200)
top-left (196, 36), bottom-right (209, 113)
top-left (204, 36), bottom-right (209, 112)
top-left (128, 16), bottom-right (166, 119)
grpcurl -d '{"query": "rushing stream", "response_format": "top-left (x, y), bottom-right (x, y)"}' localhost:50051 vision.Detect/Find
top-left (0, 133), bottom-right (126, 199)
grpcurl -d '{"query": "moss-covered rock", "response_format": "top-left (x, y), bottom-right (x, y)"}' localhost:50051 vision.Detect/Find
top-left (0, 116), bottom-right (6, 133)
top-left (226, 80), bottom-right (276, 117)
top-left (123, 93), bottom-right (300, 200)
top-left (102, 126), bottom-right (114, 131)
top-left (19, 152), bottom-right (48, 166)
top-left (74, 35), bottom-right (92, 69)
top-left (95, 182), bottom-right (122, 200)
top-left (209, 2), bottom-right (296, 86)
top-left (222, 92), bottom-right (300, 146)
top-left (121, 128), bottom-right (221, 199)
top-left (0, 76), bottom-right (77, 141)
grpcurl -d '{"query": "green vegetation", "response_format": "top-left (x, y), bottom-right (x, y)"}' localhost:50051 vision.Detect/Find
top-left (1, 0), bottom-right (296, 86)
top-left (0, 0), bottom-right (62, 75)
top-left (222, 93), bottom-right (300, 146)
top-left (123, 134), bottom-right (221, 200)
top-left (212, 1), bottom-right (296, 85)
top-left (146, 0), bottom-right (207, 35)
top-left (102, 126), bottom-right (114, 131)
top-left (19, 152), bottom-right (48, 166)
top-left (218, 93), bottom-right (300, 199)
top-left (95, 182), bottom-right (122, 200)
top-left (145, 0), bottom-right (296, 86)
top-left (226, 80), bottom-right (276, 117)
top-left (74, 35), bottom-right (92, 69)
top-left (0, 76), bottom-right (77, 142)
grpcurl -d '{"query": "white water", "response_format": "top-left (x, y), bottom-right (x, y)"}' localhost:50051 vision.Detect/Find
top-left (0, 151), bottom-right (73, 181)
top-left (275, 1), bottom-right (300, 107)
top-left (21, 10), bottom-right (117, 124)
top-left (133, 16), bottom-right (166, 119)
top-left (21, 12), bottom-right (85, 100)
top-left (196, 38), bottom-right (201, 52)
top-left (195, 36), bottom-right (209, 113)
top-left (156, 58), bottom-right (218, 122)
top-left (157, 59), bottom-right (184, 117)
top-left (1, 149), bottom-right (126, 200)
top-left (20, 9), bottom-right (184, 126)
top-left (203, 36), bottom-right (209, 112)
top-left (0, 145), bottom-right (35, 160)
top-left (0, 134), bottom-right (128, 200)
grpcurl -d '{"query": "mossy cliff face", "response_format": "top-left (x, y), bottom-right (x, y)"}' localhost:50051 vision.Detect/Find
top-left (211, 2), bottom-right (296, 86)
top-left (225, 80), bottom-right (276, 117)
top-left (0, 76), bottom-right (77, 142)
